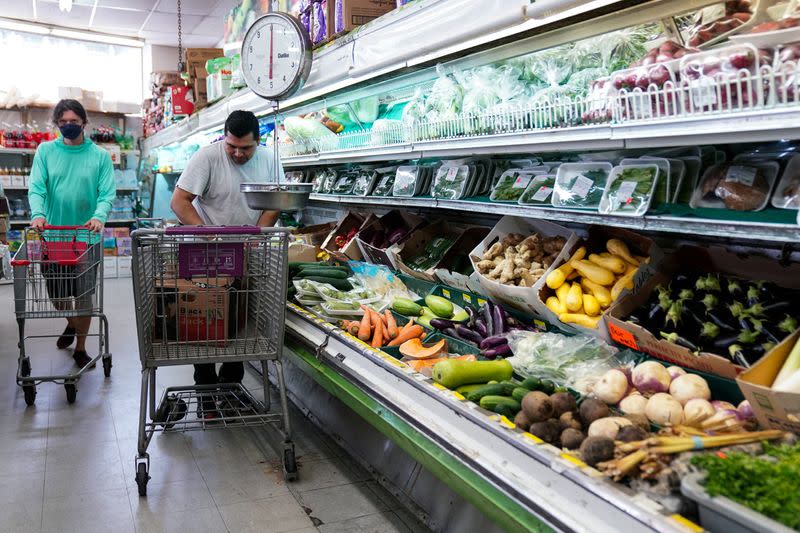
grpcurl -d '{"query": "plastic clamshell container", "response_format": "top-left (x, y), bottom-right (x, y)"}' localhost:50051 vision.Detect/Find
top-left (332, 173), bottom-right (357, 195)
top-left (292, 279), bottom-right (324, 297)
top-left (690, 160), bottom-right (780, 211)
top-left (518, 174), bottom-right (557, 205)
top-left (295, 294), bottom-right (325, 307)
top-left (352, 170), bottom-right (378, 196)
top-left (284, 171), bottom-right (307, 183)
top-left (432, 165), bottom-right (471, 199)
top-left (490, 169), bottom-right (546, 203)
top-left (771, 153), bottom-right (800, 209)
top-left (308, 305), bottom-right (342, 324)
top-left (552, 162), bottom-right (613, 209)
top-left (320, 301), bottom-right (366, 317)
top-left (393, 166), bottom-right (424, 197)
top-left (681, 473), bottom-right (794, 533)
top-left (599, 163), bottom-right (660, 217)
top-left (462, 165), bottom-right (479, 198)
top-left (675, 155), bottom-right (702, 203)
top-left (621, 157), bottom-right (670, 203)
top-left (371, 169), bottom-right (396, 197)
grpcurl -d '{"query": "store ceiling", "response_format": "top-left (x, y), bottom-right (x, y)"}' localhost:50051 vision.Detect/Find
top-left (3, 0), bottom-right (242, 46)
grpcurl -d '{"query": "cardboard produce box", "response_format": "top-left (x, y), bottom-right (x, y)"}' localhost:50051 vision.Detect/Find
top-left (434, 226), bottom-right (490, 291)
top-left (540, 225), bottom-right (662, 339)
top-left (154, 277), bottom-right (234, 344)
top-left (332, 0), bottom-right (395, 34)
top-left (185, 48), bottom-right (223, 65)
top-left (322, 212), bottom-right (374, 263)
top-left (288, 241), bottom-right (319, 263)
top-left (356, 210), bottom-right (424, 269)
top-left (607, 245), bottom-right (800, 379)
top-left (292, 222), bottom-right (336, 247)
top-left (469, 216), bottom-right (577, 320)
top-left (737, 329), bottom-right (800, 433)
top-left (394, 219), bottom-right (465, 283)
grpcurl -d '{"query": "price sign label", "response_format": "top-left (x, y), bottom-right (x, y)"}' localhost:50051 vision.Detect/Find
top-left (571, 175), bottom-right (593, 199)
top-left (532, 186), bottom-right (553, 202)
top-left (617, 180), bottom-right (637, 204)
top-left (608, 321), bottom-right (639, 350)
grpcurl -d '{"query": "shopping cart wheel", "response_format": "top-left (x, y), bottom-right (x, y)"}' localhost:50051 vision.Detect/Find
top-left (22, 384), bottom-right (36, 406)
top-left (64, 384), bottom-right (77, 404)
top-left (20, 358), bottom-right (31, 378)
top-left (102, 357), bottom-right (112, 377)
top-left (283, 446), bottom-right (298, 481)
top-left (135, 463), bottom-right (149, 496)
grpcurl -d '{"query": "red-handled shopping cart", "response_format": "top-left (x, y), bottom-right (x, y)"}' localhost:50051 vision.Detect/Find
top-left (11, 226), bottom-right (111, 405)
top-left (131, 225), bottom-right (297, 496)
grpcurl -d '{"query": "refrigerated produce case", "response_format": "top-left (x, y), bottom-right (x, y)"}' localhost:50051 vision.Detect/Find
top-left (140, 1), bottom-right (800, 530)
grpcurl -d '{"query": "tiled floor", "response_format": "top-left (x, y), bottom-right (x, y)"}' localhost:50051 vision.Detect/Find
top-left (0, 278), bottom-right (429, 533)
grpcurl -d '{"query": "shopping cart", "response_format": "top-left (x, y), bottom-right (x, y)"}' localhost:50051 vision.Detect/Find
top-left (131, 225), bottom-right (297, 496)
top-left (10, 226), bottom-right (111, 405)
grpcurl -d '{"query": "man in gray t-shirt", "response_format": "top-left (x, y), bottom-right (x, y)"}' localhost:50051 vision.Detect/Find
top-left (170, 110), bottom-right (282, 419)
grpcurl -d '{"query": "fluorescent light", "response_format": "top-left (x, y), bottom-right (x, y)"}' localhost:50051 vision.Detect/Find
top-left (0, 18), bottom-right (50, 35)
top-left (51, 28), bottom-right (145, 47)
top-left (59, 0), bottom-right (73, 13)
top-left (31, 0), bottom-right (37, 20)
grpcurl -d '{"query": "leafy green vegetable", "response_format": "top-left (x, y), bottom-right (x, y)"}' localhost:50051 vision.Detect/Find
top-left (372, 172), bottom-right (395, 197)
top-left (554, 168), bottom-right (608, 207)
top-left (519, 175), bottom-right (556, 205)
top-left (491, 170), bottom-right (539, 202)
top-left (432, 166), bottom-right (470, 199)
top-left (692, 441), bottom-right (800, 529)
top-left (603, 166), bottom-right (657, 214)
top-left (407, 236), bottom-right (456, 271)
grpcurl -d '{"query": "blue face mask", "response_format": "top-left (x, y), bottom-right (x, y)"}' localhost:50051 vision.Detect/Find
top-left (59, 123), bottom-right (83, 140)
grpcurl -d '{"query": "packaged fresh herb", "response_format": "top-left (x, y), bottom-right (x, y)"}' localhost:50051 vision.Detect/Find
top-left (352, 170), bottom-right (378, 196)
top-left (432, 165), bottom-right (471, 199)
top-left (372, 168), bottom-right (396, 196)
top-left (599, 164), bottom-right (659, 216)
top-left (552, 162), bottom-right (612, 208)
top-left (490, 169), bottom-right (545, 202)
top-left (394, 166), bottom-right (424, 197)
top-left (332, 172), bottom-right (357, 194)
top-left (519, 175), bottom-right (557, 205)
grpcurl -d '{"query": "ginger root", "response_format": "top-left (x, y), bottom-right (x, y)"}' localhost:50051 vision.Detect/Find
top-left (483, 242), bottom-right (505, 261)
top-left (476, 260), bottom-right (495, 273)
top-left (499, 248), bottom-right (516, 284)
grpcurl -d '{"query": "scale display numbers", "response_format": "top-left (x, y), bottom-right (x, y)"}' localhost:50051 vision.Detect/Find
top-left (241, 13), bottom-right (312, 101)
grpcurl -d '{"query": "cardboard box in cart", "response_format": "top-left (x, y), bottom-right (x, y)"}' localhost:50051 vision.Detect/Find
top-left (154, 277), bottom-right (234, 344)
top-left (606, 245), bottom-right (800, 379)
top-left (737, 329), bottom-right (800, 434)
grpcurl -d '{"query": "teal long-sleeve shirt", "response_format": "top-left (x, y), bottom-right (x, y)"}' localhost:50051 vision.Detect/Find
top-left (28, 137), bottom-right (116, 225)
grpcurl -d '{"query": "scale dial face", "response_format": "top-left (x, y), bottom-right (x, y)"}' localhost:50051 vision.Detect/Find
top-left (241, 13), bottom-right (312, 101)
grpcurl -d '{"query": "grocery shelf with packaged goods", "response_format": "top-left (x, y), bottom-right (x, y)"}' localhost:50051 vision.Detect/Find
top-left (136, 1), bottom-right (800, 531)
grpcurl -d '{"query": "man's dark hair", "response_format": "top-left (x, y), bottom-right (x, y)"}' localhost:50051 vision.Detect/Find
top-left (225, 110), bottom-right (260, 141)
top-left (52, 99), bottom-right (88, 125)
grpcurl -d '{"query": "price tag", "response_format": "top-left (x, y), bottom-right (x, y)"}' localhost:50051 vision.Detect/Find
top-left (700, 2), bottom-right (726, 25)
top-left (463, 294), bottom-right (472, 303)
top-left (629, 93), bottom-right (654, 119)
top-left (451, 391), bottom-right (465, 401)
top-left (608, 321), bottom-right (639, 350)
top-left (498, 416), bottom-right (516, 429)
top-left (522, 432), bottom-right (544, 445)
top-left (571, 175), bottom-right (593, 199)
top-left (531, 186), bottom-right (553, 202)
top-left (725, 166), bottom-right (757, 186)
top-left (670, 514), bottom-right (703, 532)
top-left (534, 319), bottom-right (546, 329)
top-left (513, 174), bottom-right (533, 189)
top-left (616, 180), bottom-right (638, 204)
top-left (690, 79), bottom-right (718, 107)
top-left (477, 298), bottom-right (486, 306)
top-left (442, 289), bottom-right (451, 298)
top-left (431, 382), bottom-right (447, 391)
top-left (445, 167), bottom-right (459, 182)
top-left (560, 452), bottom-right (588, 468)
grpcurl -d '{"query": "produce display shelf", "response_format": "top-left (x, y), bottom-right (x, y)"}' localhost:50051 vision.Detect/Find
top-left (284, 303), bottom-right (698, 533)
top-left (2, 186), bottom-right (138, 192)
top-left (0, 147), bottom-right (35, 155)
top-left (307, 194), bottom-right (800, 243)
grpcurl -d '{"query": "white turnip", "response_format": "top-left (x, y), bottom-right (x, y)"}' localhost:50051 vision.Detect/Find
top-left (667, 366), bottom-right (686, 380)
top-left (632, 361), bottom-right (671, 395)
top-left (618, 394), bottom-right (648, 416)
top-left (683, 398), bottom-right (715, 426)
top-left (669, 374), bottom-right (711, 405)
top-left (587, 417), bottom-right (632, 440)
top-left (645, 393), bottom-right (684, 425)
top-left (593, 369), bottom-right (629, 405)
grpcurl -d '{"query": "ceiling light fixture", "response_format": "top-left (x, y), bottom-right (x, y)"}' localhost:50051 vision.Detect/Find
top-left (0, 18), bottom-right (50, 35)
top-left (31, 0), bottom-right (37, 20)
top-left (51, 28), bottom-right (145, 47)
top-left (59, 0), bottom-right (73, 13)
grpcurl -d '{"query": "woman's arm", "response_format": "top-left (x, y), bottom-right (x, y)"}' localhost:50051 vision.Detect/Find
top-left (28, 148), bottom-right (48, 229)
top-left (90, 153), bottom-right (116, 227)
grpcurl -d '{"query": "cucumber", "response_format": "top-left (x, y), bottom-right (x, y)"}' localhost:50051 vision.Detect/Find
top-left (540, 379), bottom-right (556, 395)
top-left (492, 403), bottom-right (518, 418)
top-left (295, 268), bottom-right (349, 279)
top-left (455, 383), bottom-right (486, 395)
top-left (498, 381), bottom-right (519, 396)
top-left (520, 377), bottom-right (542, 391)
top-left (465, 383), bottom-right (509, 403)
top-left (300, 276), bottom-right (353, 291)
top-left (431, 359), bottom-right (513, 389)
top-left (511, 387), bottom-right (530, 403)
top-left (392, 298), bottom-right (423, 317)
top-left (289, 261), bottom-right (323, 270)
top-left (479, 395), bottom-right (521, 412)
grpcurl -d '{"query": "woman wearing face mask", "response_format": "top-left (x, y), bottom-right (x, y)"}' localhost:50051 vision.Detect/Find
top-left (27, 99), bottom-right (116, 369)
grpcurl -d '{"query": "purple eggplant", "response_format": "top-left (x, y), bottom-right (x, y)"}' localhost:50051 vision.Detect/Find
top-left (493, 305), bottom-right (507, 335)
top-left (430, 318), bottom-right (459, 331)
top-left (475, 320), bottom-right (488, 338)
top-left (483, 302), bottom-right (494, 337)
top-left (479, 335), bottom-right (508, 350)
top-left (465, 306), bottom-right (477, 328)
top-left (481, 343), bottom-right (513, 359)
top-left (455, 325), bottom-right (483, 345)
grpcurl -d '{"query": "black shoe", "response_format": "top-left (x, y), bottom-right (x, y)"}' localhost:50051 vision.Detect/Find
top-left (57, 326), bottom-right (76, 349)
top-left (73, 350), bottom-right (95, 369)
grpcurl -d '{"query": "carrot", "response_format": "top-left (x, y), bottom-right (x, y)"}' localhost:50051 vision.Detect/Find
top-left (399, 317), bottom-right (415, 334)
top-left (379, 311), bottom-right (388, 327)
top-left (388, 325), bottom-right (424, 347)
top-left (342, 320), bottom-right (351, 333)
top-left (382, 320), bottom-right (390, 342)
top-left (385, 310), bottom-right (398, 339)
top-left (357, 308), bottom-right (371, 341)
top-left (370, 310), bottom-right (383, 348)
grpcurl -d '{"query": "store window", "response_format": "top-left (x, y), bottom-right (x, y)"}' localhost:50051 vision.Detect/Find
top-left (0, 29), bottom-right (143, 104)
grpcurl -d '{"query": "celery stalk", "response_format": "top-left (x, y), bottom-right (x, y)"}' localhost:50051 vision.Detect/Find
top-left (773, 336), bottom-right (800, 389)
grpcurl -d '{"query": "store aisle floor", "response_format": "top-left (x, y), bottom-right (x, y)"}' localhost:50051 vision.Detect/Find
top-left (0, 279), bottom-right (429, 533)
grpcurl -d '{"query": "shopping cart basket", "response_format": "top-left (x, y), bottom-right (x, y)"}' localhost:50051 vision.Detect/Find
top-left (131, 225), bottom-right (297, 496)
top-left (10, 226), bottom-right (112, 405)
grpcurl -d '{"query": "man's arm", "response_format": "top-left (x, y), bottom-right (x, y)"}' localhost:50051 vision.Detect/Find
top-left (256, 210), bottom-right (279, 227)
top-left (170, 187), bottom-right (205, 225)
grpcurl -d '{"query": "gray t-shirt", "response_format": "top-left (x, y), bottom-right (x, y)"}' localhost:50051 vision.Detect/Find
top-left (176, 142), bottom-right (283, 225)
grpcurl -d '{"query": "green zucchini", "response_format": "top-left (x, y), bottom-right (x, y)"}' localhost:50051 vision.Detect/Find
top-left (511, 387), bottom-right (530, 403)
top-left (479, 395), bottom-right (521, 412)
top-left (295, 268), bottom-right (349, 279)
top-left (300, 276), bottom-right (353, 290)
top-left (520, 377), bottom-right (542, 391)
top-left (466, 383), bottom-right (509, 403)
